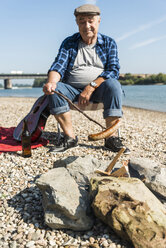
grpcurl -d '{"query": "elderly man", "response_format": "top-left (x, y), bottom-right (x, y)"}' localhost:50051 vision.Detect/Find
top-left (43, 4), bottom-right (130, 154)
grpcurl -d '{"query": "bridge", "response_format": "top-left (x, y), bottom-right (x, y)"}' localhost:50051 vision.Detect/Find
top-left (0, 73), bottom-right (47, 89)
top-left (0, 73), bottom-right (152, 89)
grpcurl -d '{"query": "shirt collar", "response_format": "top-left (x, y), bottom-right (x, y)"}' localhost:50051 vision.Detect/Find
top-left (97, 33), bottom-right (104, 45)
top-left (76, 32), bottom-right (104, 45)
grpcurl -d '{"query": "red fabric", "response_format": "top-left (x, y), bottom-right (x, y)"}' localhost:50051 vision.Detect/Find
top-left (0, 127), bottom-right (49, 153)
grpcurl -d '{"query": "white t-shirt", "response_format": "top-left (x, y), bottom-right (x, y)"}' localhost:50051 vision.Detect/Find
top-left (66, 40), bottom-right (104, 88)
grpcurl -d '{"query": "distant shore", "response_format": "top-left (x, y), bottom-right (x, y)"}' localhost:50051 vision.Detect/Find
top-left (0, 82), bottom-right (165, 89)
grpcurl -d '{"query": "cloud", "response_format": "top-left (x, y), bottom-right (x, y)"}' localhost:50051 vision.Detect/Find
top-left (85, 0), bottom-right (97, 4)
top-left (117, 15), bottom-right (166, 42)
top-left (129, 35), bottom-right (166, 50)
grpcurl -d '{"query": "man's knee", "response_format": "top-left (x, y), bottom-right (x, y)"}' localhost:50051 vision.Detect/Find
top-left (48, 83), bottom-right (70, 115)
top-left (104, 78), bottom-right (122, 96)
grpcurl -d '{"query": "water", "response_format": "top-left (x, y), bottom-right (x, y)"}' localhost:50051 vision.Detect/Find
top-left (122, 85), bottom-right (166, 113)
top-left (0, 85), bottom-right (166, 113)
top-left (0, 87), bottom-right (43, 98)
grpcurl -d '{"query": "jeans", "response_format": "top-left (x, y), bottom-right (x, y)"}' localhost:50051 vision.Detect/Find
top-left (49, 78), bottom-right (123, 119)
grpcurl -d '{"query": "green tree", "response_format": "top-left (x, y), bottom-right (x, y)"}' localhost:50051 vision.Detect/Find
top-left (155, 73), bottom-right (166, 83)
top-left (33, 78), bottom-right (47, 87)
top-left (119, 73), bottom-right (166, 85)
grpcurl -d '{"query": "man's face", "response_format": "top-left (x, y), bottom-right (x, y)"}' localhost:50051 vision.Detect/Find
top-left (76, 15), bottom-right (101, 41)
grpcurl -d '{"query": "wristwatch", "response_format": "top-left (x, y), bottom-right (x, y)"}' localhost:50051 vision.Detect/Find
top-left (90, 81), bottom-right (98, 89)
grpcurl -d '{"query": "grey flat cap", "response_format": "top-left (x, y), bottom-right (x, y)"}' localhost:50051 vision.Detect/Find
top-left (74, 4), bottom-right (100, 16)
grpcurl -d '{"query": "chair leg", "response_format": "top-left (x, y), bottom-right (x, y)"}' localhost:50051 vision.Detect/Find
top-left (118, 128), bottom-right (121, 137)
top-left (57, 122), bottom-right (63, 143)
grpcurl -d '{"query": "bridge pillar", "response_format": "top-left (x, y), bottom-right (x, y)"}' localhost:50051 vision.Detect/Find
top-left (4, 79), bottom-right (12, 89)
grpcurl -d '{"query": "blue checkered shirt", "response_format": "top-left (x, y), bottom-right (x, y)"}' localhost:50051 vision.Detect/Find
top-left (49, 32), bottom-right (120, 81)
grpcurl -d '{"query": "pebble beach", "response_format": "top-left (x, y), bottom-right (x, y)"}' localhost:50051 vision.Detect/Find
top-left (0, 97), bottom-right (166, 248)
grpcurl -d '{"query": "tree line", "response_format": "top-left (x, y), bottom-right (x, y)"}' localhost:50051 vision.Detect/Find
top-left (33, 73), bottom-right (166, 87)
top-left (119, 73), bottom-right (166, 85)
top-left (1, 73), bottom-right (165, 88)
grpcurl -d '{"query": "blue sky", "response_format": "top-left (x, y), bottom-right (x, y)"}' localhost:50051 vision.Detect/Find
top-left (1, 0), bottom-right (166, 75)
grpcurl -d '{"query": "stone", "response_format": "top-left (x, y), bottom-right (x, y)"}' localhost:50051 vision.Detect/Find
top-left (90, 176), bottom-right (166, 248)
top-left (49, 240), bottom-right (57, 246)
top-left (54, 155), bottom-right (108, 184)
top-left (102, 240), bottom-right (109, 247)
top-left (89, 237), bottom-right (95, 243)
top-left (30, 231), bottom-right (41, 241)
top-left (89, 243), bottom-right (100, 248)
top-left (37, 167), bottom-right (93, 231)
top-left (129, 157), bottom-right (166, 199)
top-left (26, 241), bottom-right (35, 247)
top-left (35, 239), bottom-right (47, 246)
top-left (9, 241), bottom-right (17, 248)
top-left (36, 155), bottom-right (109, 231)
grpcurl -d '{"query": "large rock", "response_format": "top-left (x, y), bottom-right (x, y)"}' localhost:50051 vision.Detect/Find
top-left (129, 157), bottom-right (166, 199)
top-left (90, 176), bottom-right (166, 248)
top-left (36, 167), bottom-right (93, 230)
top-left (36, 155), bottom-right (108, 231)
top-left (53, 155), bottom-right (108, 185)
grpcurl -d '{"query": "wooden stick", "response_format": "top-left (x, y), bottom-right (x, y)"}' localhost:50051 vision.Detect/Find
top-left (95, 169), bottom-right (111, 176)
top-left (95, 147), bottom-right (126, 176)
top-left (105, 147), bottom-right (125, 173)
top-left (95, 163), bottom-right (129, 177)
top-left (110, 166), bottom-right (128, 177)
top-left (52, 90), bottom-right (105, 129)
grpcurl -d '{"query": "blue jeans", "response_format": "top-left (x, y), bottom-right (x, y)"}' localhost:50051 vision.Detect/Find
top-left (49, 78), bottom-right (123, 119)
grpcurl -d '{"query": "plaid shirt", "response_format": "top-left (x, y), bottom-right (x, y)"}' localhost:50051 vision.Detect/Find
top-left (49, 32), bottom-right (120, 81)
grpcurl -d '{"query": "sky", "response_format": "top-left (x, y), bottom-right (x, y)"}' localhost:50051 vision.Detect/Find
top-left (0, 0), bottom-right (166, 76)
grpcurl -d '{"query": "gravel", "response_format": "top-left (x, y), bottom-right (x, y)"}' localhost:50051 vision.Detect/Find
top-left (0, 97), bottom-right (165, 248)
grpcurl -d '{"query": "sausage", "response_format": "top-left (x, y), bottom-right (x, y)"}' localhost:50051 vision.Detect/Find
top-left (88, 119), bottom-right (120, 141)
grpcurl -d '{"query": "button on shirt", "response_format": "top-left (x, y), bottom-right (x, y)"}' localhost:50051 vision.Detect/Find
top-left (49, 32), bottom-right (120, 82)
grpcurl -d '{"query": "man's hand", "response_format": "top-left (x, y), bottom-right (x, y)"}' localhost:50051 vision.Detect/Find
top-left (43, 82), bottom-right (57, 95)
top-left (78, 85), bottom-right (95, 107)
top-left (43, 71), bottom-right (61, 95)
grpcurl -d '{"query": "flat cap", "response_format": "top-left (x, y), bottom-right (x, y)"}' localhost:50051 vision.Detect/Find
top-left (74, 4), bottom-right (100, 16)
